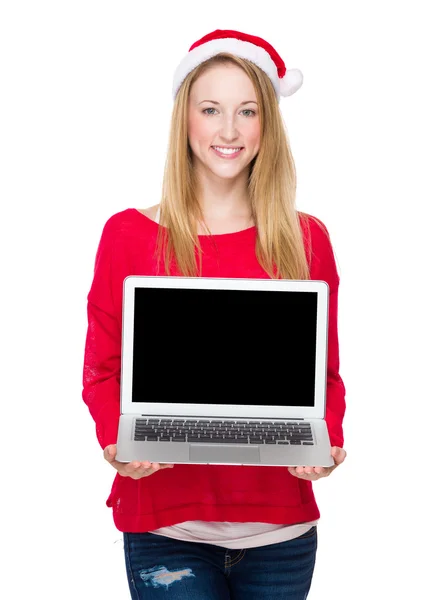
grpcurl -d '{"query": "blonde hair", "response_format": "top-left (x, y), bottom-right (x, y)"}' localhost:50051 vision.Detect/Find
top-left (156, 52), bottom-right (316, 279)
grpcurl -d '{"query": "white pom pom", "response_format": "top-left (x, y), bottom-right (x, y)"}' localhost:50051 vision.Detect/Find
top-left (279, 68), bottom-right (304, 97)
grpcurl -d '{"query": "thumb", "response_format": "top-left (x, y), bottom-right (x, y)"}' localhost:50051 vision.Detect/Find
top-left (104, 444), bottom-right (117, 462)
top-left (331, 446), bottom-right (345, 465)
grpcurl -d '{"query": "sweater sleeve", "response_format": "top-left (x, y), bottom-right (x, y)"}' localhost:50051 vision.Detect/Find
top-left (82, 218), bottom-right (121, 450)
top-left (310, 217), bottom-right (347, 449)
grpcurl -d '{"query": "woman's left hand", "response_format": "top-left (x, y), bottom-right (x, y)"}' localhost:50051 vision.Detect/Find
top-left (288, 446), bottom-right (346, 481)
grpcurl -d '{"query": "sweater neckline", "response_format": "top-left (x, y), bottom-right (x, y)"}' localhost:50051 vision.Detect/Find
top-left (129, 208), bottom-right (256, 241)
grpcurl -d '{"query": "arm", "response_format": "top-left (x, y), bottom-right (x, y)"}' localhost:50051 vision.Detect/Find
top-left (81, 219), bottom-right (121, 450)
top-left (82, 218), bottom-right (176, 478)
top-left (325, 283), bottom-right (346, 449)
top-left (289, 216), bottom-right (347, 479)
top-left (310, 217), bottom-right (347, 449)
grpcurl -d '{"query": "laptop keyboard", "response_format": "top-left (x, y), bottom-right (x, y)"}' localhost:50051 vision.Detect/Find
top-left (133, 418), bottom-right (314, 445)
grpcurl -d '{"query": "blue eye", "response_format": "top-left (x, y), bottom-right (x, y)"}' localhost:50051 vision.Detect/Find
top-left (202, 108), bottom-right (256, 116)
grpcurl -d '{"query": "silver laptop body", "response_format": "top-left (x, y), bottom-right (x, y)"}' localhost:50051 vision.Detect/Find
top-left (116, 276), bottom-right (334, 467)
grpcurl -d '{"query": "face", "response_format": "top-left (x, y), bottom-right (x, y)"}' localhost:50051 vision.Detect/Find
top-left (187, 63), bottom-right (261, 181)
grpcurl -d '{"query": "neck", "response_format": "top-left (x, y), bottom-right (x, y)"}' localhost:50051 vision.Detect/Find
top-left (195, 167), bottom-right (252, 222)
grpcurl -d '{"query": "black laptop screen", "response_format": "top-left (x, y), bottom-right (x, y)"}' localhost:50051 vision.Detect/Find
top-left (131, 287), bottom-right (318, 407)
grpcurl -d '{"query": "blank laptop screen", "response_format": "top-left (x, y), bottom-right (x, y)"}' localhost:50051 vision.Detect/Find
top-left (131, 287), bottom-right (318, 407)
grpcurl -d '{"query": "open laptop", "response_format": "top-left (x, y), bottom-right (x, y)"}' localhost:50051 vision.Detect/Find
top-left (115, 275), bottom-right (334, 467)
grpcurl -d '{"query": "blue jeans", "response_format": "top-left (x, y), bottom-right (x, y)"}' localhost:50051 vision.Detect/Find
top-left (123, 526), bottom-right (317, 599)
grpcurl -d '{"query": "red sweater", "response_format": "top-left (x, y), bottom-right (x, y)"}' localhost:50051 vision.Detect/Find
top-left (82, 208), bottom-right (346, 532)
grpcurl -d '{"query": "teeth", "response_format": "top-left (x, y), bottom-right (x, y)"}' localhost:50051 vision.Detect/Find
top-left (213, 146), bottom-right (242, 154)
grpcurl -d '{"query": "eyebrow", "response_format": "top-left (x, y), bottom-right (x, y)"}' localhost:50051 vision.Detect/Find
top-left (198, 100), bottom-right (258, 105)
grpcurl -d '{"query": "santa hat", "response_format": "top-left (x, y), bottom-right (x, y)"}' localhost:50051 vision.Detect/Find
top-left (172, 29), bottom-right (303, 102)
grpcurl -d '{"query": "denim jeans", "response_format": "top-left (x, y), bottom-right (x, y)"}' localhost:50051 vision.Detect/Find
top-left (123, 526), bottom-right (317, 599)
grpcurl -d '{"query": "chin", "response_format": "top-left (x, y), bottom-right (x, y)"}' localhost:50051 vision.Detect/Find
top-left (208, 159), bottom-right (252, 178)
top-left (214, 169), bottom-right (247, 181)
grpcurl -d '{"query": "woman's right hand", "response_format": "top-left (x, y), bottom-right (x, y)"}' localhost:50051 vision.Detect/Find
top-left (104, 444), bottom-right (174, 479)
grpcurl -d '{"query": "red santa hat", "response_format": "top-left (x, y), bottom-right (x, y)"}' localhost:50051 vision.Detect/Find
top-left (172, 29), bottom-right (303, 102)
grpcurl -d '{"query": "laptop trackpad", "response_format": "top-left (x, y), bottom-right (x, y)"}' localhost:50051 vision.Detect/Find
top-left (190, 444), bottom-right (260, 464)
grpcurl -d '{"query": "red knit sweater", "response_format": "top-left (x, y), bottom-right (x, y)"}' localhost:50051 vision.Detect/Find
top-left (82, 208), bottom-right (346, 532)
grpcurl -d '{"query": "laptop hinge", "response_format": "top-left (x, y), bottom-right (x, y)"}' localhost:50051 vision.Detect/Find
top-left (140, 414), bottom-right (304, 420)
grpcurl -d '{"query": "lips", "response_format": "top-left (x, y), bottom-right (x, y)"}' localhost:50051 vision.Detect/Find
top-left (211, 146), bottom-right (244, 159)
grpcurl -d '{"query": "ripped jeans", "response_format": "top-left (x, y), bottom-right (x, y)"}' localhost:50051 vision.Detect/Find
top-left (123, 526), bottom-right (317, 599)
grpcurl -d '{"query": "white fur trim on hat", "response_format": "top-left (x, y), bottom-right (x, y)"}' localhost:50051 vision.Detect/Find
top-left (280, 68), bottom-right (304, 97)
top-left (172, 38), bottom-right (283, 101)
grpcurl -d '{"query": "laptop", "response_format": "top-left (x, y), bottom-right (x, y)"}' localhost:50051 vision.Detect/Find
top-left (115, 275), bottom-right (334, 467)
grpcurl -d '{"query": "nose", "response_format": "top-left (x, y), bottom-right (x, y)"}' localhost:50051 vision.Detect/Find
top-left (219, 115), bottom-right (239, 142)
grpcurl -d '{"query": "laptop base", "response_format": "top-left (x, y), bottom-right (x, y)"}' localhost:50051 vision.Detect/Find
top-left (116, 416), bottom-right (335, 467)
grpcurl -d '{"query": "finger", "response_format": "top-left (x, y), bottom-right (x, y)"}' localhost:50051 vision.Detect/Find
top-left (298, 472), bottom-right (318, 480)
top-left (289, 468), bottom-right (306, 479)
top-left (289, 465), bottom-right (322, 480)
top-left (131, 464), bottom-right (154, 478)
top-left (142, 463), bottom-right (173, 475)
top-left (145, 463), bottom-right (161, 474)
top-left (288, 467), bottom-right (297, 477)
top-left (136, 463), bottom-right (172, 478)
top-left (104, 445), bottom-right (117, 462)
top-left (127, 461), bottom-right (149, 474)
top-left (331, 447), bottom-right (347, 465)
top-left (140, 462), bottom-right (157, 473)
top-left (333, 451), bottom-right (345, 465)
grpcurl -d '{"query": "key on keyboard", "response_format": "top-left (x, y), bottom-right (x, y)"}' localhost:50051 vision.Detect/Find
top-left (133, 418), bottom-right (314, 445)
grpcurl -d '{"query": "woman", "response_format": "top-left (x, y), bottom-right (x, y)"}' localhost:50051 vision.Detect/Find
top-left (82, 29), bottom-right (347, 599)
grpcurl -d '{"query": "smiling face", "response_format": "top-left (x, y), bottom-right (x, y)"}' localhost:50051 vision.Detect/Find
top-left (187, 63), bottom-right (261, 181)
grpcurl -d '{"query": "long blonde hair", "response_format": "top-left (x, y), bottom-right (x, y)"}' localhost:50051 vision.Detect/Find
top-left (156, 53), bottom-right (316, 279)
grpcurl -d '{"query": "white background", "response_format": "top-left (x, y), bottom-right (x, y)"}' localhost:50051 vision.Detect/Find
top-left (1, 1), bottom-right (444, 598)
